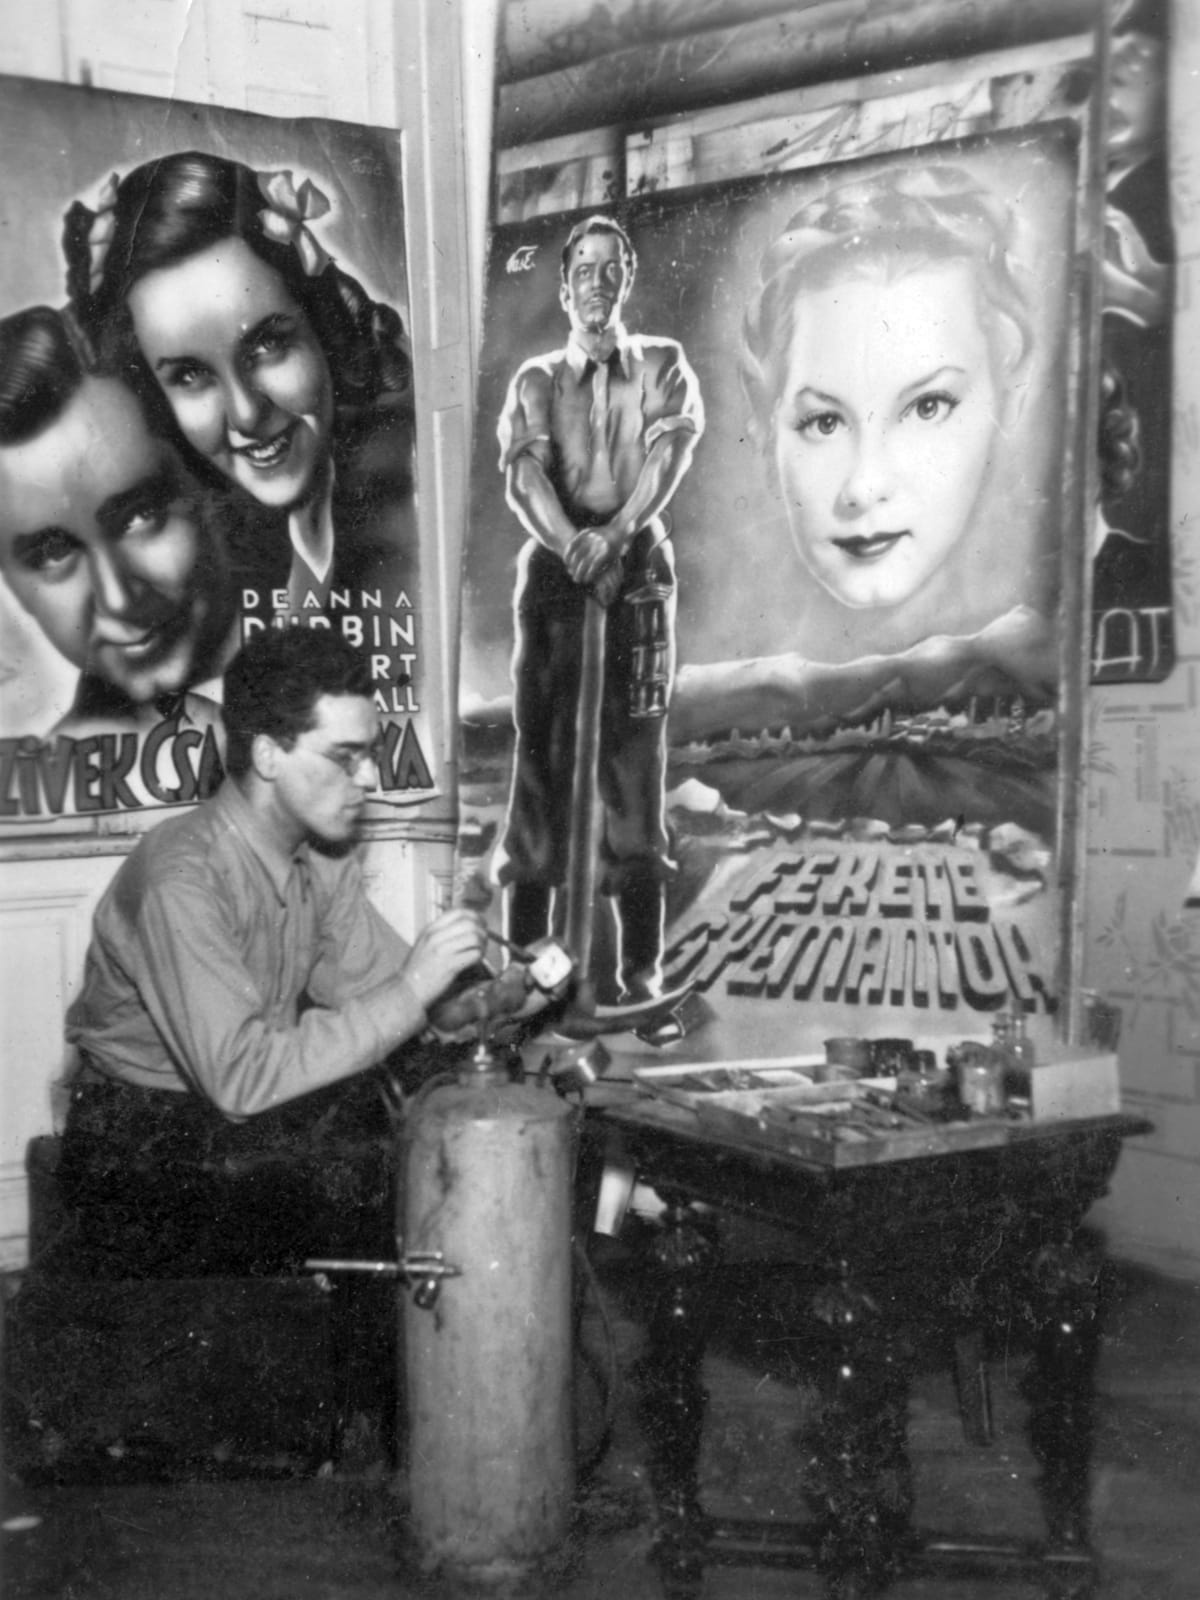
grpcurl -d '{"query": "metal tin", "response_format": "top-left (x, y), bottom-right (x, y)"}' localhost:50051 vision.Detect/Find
top-left (869, 1037), bottom-right (915, 1076)
top-left (823, 1037), bottom-right (872, 1076)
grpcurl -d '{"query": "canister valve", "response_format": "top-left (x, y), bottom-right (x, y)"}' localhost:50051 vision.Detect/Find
top-left (304, 1248), bottom-right (462, 1311)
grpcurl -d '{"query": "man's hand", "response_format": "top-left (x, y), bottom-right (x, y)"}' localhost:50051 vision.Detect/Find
top-left (428, 962), bottom-right (532, 1039)
top-left (565, 526), bottom-right (625, 606)
top-left (590, 564), bottom-right (623, 608)
top-left (402, 908), bottom-right (488, 1011)
top-left (564, 528), bottom-right (614, 585)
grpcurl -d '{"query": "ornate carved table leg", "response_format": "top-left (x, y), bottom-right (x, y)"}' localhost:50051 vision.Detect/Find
top-left (637, 1196), bottom-right (719, 1599)
top-left (1021, 1234), bottom-right (1105, 1599)
top-left (804, 1266), bottom-right (916, 1599)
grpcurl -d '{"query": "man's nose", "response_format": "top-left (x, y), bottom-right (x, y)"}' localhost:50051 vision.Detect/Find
top-left (90, 546), bottom-right (147, 624)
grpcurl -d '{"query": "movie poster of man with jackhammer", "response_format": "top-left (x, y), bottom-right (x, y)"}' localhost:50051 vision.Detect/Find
top-left (460, 112), bottom-right (1095, 1063)
top-left (0, 77), bottom-right (437, 832)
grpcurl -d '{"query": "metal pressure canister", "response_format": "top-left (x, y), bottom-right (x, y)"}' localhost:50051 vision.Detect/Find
top-left (403, 1046), bottom-right (576, 1584)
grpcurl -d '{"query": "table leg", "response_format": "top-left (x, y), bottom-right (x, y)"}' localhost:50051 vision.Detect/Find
top-left (637, 1197), bottom-right (719, 1599)
top-left (805, 1269), bottom-right (915, 1598)
top-left (1020, 1235), bottom-right (1104, 1595)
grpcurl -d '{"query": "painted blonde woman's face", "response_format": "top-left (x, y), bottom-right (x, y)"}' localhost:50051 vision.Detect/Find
top-left (128, 237), bottom-right (334, 514)
top-left (773, 260), bottom-right (1004, 612)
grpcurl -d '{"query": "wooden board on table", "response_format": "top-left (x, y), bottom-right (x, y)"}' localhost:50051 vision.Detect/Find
top-left (615, 1085), bottom-right (1011, 1169)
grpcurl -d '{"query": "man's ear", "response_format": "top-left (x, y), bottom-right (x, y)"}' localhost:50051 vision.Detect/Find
top-left (250, 731), bottom-right (280, 782)
top-left (558, 279), bottom-right (570, 315)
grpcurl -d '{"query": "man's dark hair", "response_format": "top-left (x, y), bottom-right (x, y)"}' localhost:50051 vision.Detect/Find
top-left (560, 215), bottom-right (637, 288)
top-left (0, 305), bottom-right (99, 447)
top-left (222, 628), bottom-right (374, 778)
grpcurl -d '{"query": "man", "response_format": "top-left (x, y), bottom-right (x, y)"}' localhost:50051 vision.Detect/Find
top-left (59, 626), bottom-right (485, 1279)
top-left (495, 215), bottom-right (704, 1014)
top-left (0, 305), bottom-right (238, 737)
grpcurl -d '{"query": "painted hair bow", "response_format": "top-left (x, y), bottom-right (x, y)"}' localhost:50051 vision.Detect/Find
top-left (85, 172), bottom-right (121, 294)
top-left (257, 169), bottom-right (332, 277)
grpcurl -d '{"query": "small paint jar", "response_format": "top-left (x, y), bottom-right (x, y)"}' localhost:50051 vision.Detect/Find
top-left (900, 1049), bottom-right (950, 1097)
top-left (907, 1052), bottom-right (954, 1118)
top-left (955, 1049), bottom-right (1006, 1117)
top-left (869, 1037), bottom-right (915, 1077)
top-left (820, 1037), bottom-right (872, 1081)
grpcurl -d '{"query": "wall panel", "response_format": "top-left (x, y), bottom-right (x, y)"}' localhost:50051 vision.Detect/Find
top-left (1085, 0), bottom-right (1200, 1278)
top-left (0, 858), bottom-right (112, 1267)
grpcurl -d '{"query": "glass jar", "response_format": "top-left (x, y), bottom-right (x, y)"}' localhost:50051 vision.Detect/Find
top-left (899, 1049), bottom-right (954, 1117)
top-left (954, 1047), bottom-right (1006, 1117)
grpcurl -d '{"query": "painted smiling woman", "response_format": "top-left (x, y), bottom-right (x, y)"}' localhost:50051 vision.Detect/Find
top-left (63, 153), bottom-right (416, 631)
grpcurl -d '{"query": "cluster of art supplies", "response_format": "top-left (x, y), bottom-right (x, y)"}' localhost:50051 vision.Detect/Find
top-left (633, 1014), bottom-right (1039, 1151)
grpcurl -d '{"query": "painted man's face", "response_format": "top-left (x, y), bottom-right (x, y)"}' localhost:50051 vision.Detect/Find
top-left (560, 231), bottom-right (629, 338)
top-left (0, 376), bottom-right (229, 704)
top-left (773, 260), bottom-right (1003, 612)
top-left (128, 237), bottom-right (335, 515)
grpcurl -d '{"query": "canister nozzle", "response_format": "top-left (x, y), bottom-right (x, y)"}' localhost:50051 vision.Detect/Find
top-left (486, 929), bottom-right (575, 997)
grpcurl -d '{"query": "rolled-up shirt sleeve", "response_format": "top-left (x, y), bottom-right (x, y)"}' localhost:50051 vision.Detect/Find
top-left (641, 338), bottom-right (705, 449)
top-left (498, 358), bottom-right (555, 473)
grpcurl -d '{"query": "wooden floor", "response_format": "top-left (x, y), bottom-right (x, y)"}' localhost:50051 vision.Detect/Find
top-left (4, 1258), bottom-right (1199, 1599)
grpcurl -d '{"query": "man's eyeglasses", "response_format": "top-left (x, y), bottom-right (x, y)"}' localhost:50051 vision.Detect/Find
top-left (305, 742), bottom-right (379, 779)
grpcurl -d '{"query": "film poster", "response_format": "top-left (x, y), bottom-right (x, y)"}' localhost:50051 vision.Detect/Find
top-left (0, 77), bottom-right (437, 834)
top-left (1090, 0), bottom-right (1175, 685)
top-left (459, 124), bottom-right (1092, 1062)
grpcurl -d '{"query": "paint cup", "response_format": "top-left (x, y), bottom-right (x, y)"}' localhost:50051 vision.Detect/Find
top-left (898, 1049), bottom-right (953, 1113)
top-left (869, 1037), bottom-right (915, 1076)
top-left (820, 1037), bottom-right (872, 1080)
top-left (952, 1046), bottom-right (1006, 1117)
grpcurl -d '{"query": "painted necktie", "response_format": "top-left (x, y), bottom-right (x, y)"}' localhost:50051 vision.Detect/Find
top-left (588, 353), bottom-right (612, 480)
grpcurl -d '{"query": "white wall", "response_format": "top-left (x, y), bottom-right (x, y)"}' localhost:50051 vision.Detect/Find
top-left (1083, 0), bottom-right (1200, 1280)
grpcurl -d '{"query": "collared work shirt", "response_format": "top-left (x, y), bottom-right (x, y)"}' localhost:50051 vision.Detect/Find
top-left (497, 329), bottom-right (704, 529)
top-left (66, 782), bottom-right (425, 1118)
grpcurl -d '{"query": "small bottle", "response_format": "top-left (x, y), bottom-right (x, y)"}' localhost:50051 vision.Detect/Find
top-left (990, 1012), bottom-right (1012, 1062)
top-left (1006, 1012), bottom-right (1035, 1099)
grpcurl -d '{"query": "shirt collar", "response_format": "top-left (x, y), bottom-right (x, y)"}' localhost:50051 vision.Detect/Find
top-left (215, 780), bottom-right (310, 904)
top-left (565, 326), bottom-right (632, 382)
